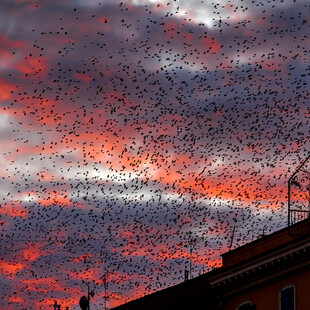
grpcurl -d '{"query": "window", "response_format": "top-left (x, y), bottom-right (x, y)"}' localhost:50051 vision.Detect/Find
top-left (237, 301), bottom-right (255, 310)
top-left (238, 303), bottom-right (252, 310)
top-left (280, 285), bottom-right (295, 310)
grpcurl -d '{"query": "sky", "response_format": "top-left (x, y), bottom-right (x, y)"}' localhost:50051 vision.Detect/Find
top-left (0, 0), bottom-right (309, 309)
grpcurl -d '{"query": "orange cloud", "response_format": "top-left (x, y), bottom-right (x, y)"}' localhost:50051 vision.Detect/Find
top-left (36, 172), bottom-right (55, 182)
top-left (8, 296), bottom-right (24, 304)
top-left (21, 277), bottom-right (66, 293)
top-left (23, 244), bottom-right (42, 261)
top-left (206, 257), bottom-right (222, 269)
top-left (0, 79), bottom-right (14, 100)
top-left (37, 298), bottom-right (78, 310)
top-left (0, 203), bottom-right (28, 218)
top-left (163, 21), bottom-right (177, 33)
top-left (203, 37), bottom-right (221, 53)
top-left (98, 17), bottom-right (108, 23)
top-left (74, 72), bottom-right (91, 83)
top-left (68, 268), bottom-right (96, 281)
top-left (17, 56), bottom-right (47, 76)
top-left (98, 17), bottom-right (111, 32)
top-left (0, 32), bottom-right (24, 49)
top-left (36, 190), bottom-right (72, 207)
top-left (0, 260), bottom-right (24, 276)
top-left (72, 253), bottom-right (92, 263)
top-left (120, 244), bottom-right (149, 257)
top-left (256, 18), bottom-right (265, 26)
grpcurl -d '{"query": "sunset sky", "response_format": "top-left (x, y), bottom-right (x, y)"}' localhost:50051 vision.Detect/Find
top-left (0, 0), bottom-right (309, 309)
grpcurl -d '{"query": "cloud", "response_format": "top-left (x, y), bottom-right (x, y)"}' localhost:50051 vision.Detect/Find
top-left (0, 0), bottom-right (309, 309)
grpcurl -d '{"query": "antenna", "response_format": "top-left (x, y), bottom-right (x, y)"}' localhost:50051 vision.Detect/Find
top-left (101, 272), bottom-right (109, 310)
top-left (229, 226), bottom-right (236, 251)
top-left (79, 282), bottom-right (94, 310)
top-left (259, 225), bottom-right (268, 238)
top-left (184, 268), bottom-right (189, 282)
top-left (187, 234), bottom-right (204, 280)
top-left (288, 153), bottom-right (310, 228)
top-left (52, 301), bottom-right (58, 310)
top-left (52, 301), bottom-right (68, 310)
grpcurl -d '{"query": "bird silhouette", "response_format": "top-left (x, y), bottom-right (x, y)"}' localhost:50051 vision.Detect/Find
top-left (0, 0), bottom-right (309, 309)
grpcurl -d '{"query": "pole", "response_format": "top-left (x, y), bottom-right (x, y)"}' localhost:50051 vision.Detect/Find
top-left (189, 241), bottom-right (192, 280)
top-left (184, 268), bottom-right (189, 281)
top-left (103, 274), bottom-right (107, 310)
top-left (229, 226), bottom-right (236, 251)
top-left (187, 235), bottom-right (203, 280)
top-left (87, 283), bottom-right (90, 310)
top-left (288, 179), bottom-right (291, 227)
top-left (288, 154), bottom-right (310, 227)
top-left (101, 272), bottom-right (108, 310)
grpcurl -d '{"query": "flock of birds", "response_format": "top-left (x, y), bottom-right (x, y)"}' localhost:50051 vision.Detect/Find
top-left (0, 0), bottom-right (309, 309)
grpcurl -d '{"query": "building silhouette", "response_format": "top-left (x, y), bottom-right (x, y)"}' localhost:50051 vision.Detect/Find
top-left (112, 218), bottom-right (310, 310)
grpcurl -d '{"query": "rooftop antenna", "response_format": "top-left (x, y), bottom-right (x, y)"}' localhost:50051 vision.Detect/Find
top-left (188, 234), bottom-right (204, 280)
top-left (288, 153), bottom-right (310, 228)
top-left (184, 268), bottom-right (189, 282)
top-left (101, 273), bottom-right (108, 310)
top-left (52, 301), bottom-right (58, 310)
top-left (79, 282), bottom-right (94, 310)
top-left (52, 301), bottom-right (68, 310)
top-left (228, 226), bottom-right (236, 251)
top-left (259, 225), bottom-right (268, 238)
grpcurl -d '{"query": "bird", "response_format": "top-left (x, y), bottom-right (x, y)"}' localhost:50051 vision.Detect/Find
top-left (0, 0), bottom-right (309, 309)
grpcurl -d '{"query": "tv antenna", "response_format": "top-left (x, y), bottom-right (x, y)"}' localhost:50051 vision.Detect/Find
top-left (187, 234), bottom-right (204, 280)
top-left (228, 226), bottom-right (236, 251)
top-left (101, 272), bottom-right (109, 310)
top-left (79, 282), bottom-right (95, 310)
top-left (288, 153), bottom-right (310, 228)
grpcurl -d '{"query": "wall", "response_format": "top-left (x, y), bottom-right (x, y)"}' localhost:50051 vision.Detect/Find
top-left (226, 268), bottom-right (310, 310)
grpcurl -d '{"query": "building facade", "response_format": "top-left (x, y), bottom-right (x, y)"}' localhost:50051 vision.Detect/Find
top-left (112, 218), bottom-right (310, 310)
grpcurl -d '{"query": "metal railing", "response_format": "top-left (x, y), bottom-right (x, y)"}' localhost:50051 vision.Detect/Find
top-left (287, 153), bottom-right (310, 235)
top-left (288, 209), bottom-right (310, 235)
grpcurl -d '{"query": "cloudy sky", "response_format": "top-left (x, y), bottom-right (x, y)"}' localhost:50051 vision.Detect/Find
top-left (0, 0), bottom-right (309, 309)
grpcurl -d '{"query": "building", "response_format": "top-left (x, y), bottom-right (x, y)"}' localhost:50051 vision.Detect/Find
top-left (112, 218), bottom-right (310, 310)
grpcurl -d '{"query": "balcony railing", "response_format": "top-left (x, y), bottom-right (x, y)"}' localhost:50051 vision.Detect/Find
top-left (288, 209), bottom-right (310, 235)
